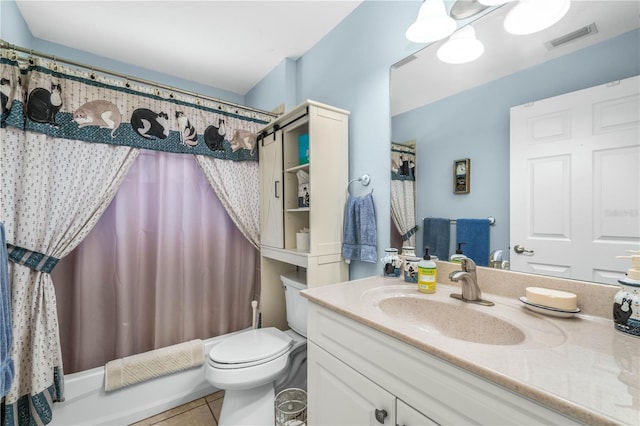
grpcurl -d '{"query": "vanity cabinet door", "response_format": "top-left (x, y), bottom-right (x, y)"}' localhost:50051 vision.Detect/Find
top-left (259, 129), bottom-right (283, 248)
top-left (308, 341), bottom-right (396, 425)
top-left (397, 399), bottom-right (438, 426)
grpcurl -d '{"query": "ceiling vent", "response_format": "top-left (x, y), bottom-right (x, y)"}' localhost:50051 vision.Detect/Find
top-left (545, 23), bottom-right (599, 50)
top-left (392, 54), bottom-right (418, 69)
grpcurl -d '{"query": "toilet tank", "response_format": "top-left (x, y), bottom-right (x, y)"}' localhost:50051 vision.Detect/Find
top-left (281, 271), bottom-right (308, 337)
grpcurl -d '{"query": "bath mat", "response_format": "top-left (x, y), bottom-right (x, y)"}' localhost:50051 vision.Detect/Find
top-left (105, 339), bottom-right (204, 391)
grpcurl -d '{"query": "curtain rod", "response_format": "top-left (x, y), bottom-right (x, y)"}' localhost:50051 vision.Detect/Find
top-left (0, 39), bottom-right (279, 119)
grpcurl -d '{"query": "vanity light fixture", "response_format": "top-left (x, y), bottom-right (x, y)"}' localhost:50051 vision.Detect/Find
top-left (477, 0), bottom-right (516, 5)
top-left (437, 25), bottom-right (485, 64)
top-left (504, 0), bottom-right (571, 35)
top-left (406, 0), bottom-right (457, 43)
top-left (478, 0), bottom-right (571, 36)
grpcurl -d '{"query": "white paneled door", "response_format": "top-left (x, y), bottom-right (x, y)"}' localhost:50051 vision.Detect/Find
top-left (259, 130), bottom-right (284, 248)
top-left (510, 76), bottom-right (640, 284)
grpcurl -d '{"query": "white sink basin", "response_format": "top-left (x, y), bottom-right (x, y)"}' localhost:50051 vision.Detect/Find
top-left (378, 296), bottom-right (525, 345)
top-left (362, 284), bottom-right (567, 348)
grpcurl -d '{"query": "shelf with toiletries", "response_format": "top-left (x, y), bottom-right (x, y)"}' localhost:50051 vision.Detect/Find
top-left (258, 100), bottom-right (350, 330)
top-left (285, 163), bottom-right (309, 173)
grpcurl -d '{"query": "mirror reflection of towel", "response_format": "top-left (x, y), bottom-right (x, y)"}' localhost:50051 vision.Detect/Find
top-left (423, 218), bottom-right (450, 261)
top-left (0, 223), bottom-right (14, 397)
top-left (342, 193), bottom-right (377, 263)
top-left (456, 218), bottom-right (490, 266)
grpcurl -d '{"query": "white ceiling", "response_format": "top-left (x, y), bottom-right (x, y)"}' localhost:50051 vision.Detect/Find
top-left (392, 0), bottom-right (640, 116)
top-left (14, 1), bottom-right (640, 111)
top-left (15, 0), bottom-right (363, 96)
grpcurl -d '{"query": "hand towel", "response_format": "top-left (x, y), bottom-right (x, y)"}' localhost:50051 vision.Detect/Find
top-left (342, 193), bottom-right (377, 263)
top-left (456, 218), bottom-right (491, 267)
top-left (423, 217), bottom-right (450, 261)
top-left (0, 222), bottom-right (15, 397)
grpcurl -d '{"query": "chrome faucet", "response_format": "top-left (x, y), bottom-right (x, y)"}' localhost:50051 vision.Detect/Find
top-left (448, 258), bottom-right (494, 306)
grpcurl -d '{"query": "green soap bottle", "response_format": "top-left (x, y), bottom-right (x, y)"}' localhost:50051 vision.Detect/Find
top-left (417, 247), bottom-right (437, 294)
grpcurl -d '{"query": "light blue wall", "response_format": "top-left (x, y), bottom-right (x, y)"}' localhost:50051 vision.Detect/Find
top-left (294, 1), bottom-right (419, 279)
top-left (0, 0), bottom-right (33, 47)
top-left (392, 29), bottom-right (640, 260)
top-left (30, 39), bottom-right (244, 104)
top-left (246, 58), bottom-right (297, 112)
top-left (247, 1), bottom-right (420, 279)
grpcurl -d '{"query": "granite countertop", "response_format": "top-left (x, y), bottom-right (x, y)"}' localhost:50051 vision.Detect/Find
top-left (302, 275), bottom-right (640, 426)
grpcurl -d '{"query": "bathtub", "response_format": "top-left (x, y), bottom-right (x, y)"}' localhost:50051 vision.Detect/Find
top-left (50, 329), bottom-right (248, 426)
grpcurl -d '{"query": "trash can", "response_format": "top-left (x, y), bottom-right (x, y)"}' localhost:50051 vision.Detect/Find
top-left (275, 388), bottom-right (307, 426)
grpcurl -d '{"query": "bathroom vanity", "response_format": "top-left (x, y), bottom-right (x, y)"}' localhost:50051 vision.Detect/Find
top-left (302, 266), bottom-right (640, 425)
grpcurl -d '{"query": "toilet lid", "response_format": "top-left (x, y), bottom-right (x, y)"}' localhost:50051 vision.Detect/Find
top-left (209, 327), bottom-right (292, 365)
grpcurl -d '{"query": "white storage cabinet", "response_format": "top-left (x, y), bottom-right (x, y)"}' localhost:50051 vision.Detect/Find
top-left (258, 101), bottom-right (349, 329)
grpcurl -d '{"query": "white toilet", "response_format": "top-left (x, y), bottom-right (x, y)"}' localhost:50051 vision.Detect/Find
top-left (205, 271), bottom-right (308, 425)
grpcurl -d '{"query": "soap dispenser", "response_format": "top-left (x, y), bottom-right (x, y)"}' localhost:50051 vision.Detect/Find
top-left (450, 243), bottom-right (467, 263)
top-left (613, 251), bottom-right (640, 337)
top-left (417, 247), bottom-right (437, 294)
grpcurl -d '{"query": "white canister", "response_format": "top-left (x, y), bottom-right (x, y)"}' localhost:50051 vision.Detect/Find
top-left (296, 232), bottom-right (310, 251)
top-left (401, 246), bottom-right (416, 257)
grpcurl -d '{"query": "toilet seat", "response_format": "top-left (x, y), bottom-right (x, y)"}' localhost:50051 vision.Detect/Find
top-left (208, 327), bottom-right (292, 369)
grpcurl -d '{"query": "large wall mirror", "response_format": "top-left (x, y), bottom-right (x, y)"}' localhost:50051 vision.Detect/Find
top-left (390, 0), bottom-right (640, 285)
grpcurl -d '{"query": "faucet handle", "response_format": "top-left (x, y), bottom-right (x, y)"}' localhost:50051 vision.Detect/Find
top-left (461, 257), bottom-right (476, 272)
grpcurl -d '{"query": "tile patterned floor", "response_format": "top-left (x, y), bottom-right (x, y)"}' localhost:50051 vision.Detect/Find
top-left (130, 391), bottom-right (224, 426)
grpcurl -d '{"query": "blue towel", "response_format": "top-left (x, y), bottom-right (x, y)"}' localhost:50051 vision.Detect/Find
top-left (422, 217), bottom-right (450, 261)
top-left (456, 218), bottom-right (490, 267)
top-left (0, 222), bottom-right (14, 397)
top-left (342, 193), bottom-right (377, 263)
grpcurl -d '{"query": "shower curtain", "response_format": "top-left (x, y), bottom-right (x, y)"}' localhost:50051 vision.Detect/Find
top-left (391, 142), bottom-right (418, 247)
top-left (0, 51), bottom-right (270, 425)
top-left (51, 150), bottom-right (259, 373)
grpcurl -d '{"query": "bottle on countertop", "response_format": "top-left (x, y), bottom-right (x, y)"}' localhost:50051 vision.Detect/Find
top-left (613, 251), bottom-right (640, 337)
top-left (450, 242), bottom-right (467, 263)
top-left (417, 247), bottom-right (437, 294)
top-left (382, 248), bottom-right (401, 278)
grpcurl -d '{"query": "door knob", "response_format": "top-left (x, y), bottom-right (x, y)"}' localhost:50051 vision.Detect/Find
top-left (514, 244), bottom-right (534, 254)
top-left (375, 408), bottom-right (388, 424)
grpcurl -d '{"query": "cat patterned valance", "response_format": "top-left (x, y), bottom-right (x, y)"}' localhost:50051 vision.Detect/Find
top-left (391, 142), bottom-right (416, 181)
top-left (0, 56), bottom-right (272, 160)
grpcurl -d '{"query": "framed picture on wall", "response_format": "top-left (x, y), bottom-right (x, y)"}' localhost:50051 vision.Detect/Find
top-left (453, 158), bottom-right (470, 194)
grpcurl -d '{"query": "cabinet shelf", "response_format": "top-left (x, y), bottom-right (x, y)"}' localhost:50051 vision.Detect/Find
top-left (287, 207), bottom-right (310, 213)
top-left (285, 163), bottom-right (310, 174)
top-left (261, 246), bottom-right (309, 268)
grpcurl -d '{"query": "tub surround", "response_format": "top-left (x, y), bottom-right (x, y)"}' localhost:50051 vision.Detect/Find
top-left (301, 263), bottom-right (639, 425)
top-left (50, 331), bottom-right (248, 426)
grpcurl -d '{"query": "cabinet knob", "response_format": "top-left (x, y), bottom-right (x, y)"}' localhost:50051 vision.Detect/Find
top-left (375, 408), bottom-right (388, 424)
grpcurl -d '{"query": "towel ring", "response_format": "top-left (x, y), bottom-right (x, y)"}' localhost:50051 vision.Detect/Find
top-left (348, 174), bottom-right (373, 195)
